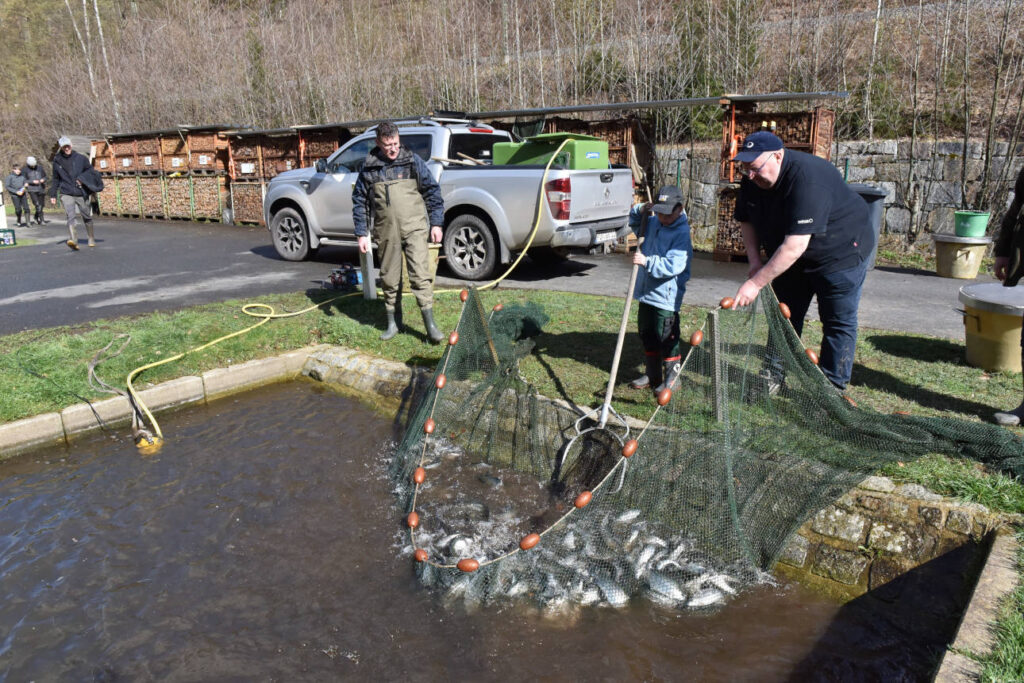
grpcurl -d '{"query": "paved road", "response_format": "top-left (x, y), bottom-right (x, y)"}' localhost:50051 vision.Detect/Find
top-left (0, 215), bottom-right (994, 340)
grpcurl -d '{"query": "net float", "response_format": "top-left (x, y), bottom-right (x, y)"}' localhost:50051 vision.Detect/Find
top-left (435, 374), bottom-right (447, 389)
top-left (843, 395), bottom-right (857, 407)
top-left (493, 303), bottom-right (504, 312)
top-left (460, 289), bottom-right (469, 302)
top-left (690, 330), bottom-right (703, 346)
top-left (414, 548), bottom-right (428, 562)
top-left (779, 302), bottom-right (791, 319)
top-left (406, 511), bottom-right (420, 529)
top-left (457, 558), bottom-right (480, 572)
top-left (574, 491), bottom-right (593, 508)
top-left (448, 331), bottom-right (459, 345)
top-left (519, 533), bottom-right (540, 550)
top-left (720, 297), bottom-right (735, 310)
top-left (413, 467), bottom-right (426, 484)
top-left (805, 348), bottom-right (819, 365)
top-left (894, 410), bottom-right (911, 416)
top-left (622, 439), bottom-right (638, 458)
top-left (423, 418), bottom-right (436, 434)
top-left (657, 387), bottom-right (672, 406)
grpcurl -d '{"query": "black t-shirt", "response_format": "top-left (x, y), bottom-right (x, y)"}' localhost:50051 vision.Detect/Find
top-left (734, 150), bottom-right (873, 274)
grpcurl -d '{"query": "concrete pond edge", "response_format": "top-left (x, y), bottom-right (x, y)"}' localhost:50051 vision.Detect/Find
top-left (0, 343), bottom-right (1020, 672)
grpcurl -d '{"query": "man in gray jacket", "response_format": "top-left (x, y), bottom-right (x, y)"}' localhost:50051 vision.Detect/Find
top-left (48, 136), bottom-right (95, 250)
top-left (4, 164), bottom-right (28, 227)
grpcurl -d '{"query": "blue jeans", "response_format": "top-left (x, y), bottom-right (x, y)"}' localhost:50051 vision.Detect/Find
top-left (772, 259), bottom-right (869, 390)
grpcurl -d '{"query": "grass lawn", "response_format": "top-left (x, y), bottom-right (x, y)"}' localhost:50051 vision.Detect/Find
top-left (0, 284), bottom-right (1020, 678)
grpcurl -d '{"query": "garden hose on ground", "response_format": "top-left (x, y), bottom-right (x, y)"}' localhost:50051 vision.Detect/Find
top-left (127, 139), bottom-right (572, 451)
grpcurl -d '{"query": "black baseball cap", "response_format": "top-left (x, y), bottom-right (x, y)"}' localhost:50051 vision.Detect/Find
top-left (732, 131), bottom-right (784, 163)
top-left (651, 185), bottom-right (684, 215)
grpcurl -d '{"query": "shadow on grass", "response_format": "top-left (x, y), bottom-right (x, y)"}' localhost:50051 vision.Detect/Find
top-left (852, 364), bottom-right (997, 419)
top-left (865, 333), bottom-right (964, 363)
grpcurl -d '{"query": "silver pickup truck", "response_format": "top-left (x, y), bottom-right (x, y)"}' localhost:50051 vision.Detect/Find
top-left (262, 118), bottom-right (634, 280)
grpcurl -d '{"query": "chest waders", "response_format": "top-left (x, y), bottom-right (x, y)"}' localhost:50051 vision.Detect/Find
top-left (372, 178), bottom-right (443, 342)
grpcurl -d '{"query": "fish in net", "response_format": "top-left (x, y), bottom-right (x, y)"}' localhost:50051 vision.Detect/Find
top-left (391, 287), bottom-right (1024, 613)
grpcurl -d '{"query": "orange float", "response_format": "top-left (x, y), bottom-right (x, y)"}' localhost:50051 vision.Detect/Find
top-left (622, 439), bottom-right (638, 458)
top-left (493, 303), bottom-right (504, 312)
top-left (406, 511), bottom-right (420, 529)
top-left (435, 374), bottom-right (447, 389)
top-left (459, 289), bottom-right (469, 302)
top-left (424, 418), bottom-right (436, 434)
top-left (457, 558), bottom-right (480, 572)
top-left (519, 533), bottom-right (540, 550)
top-left (414, 549), bottom-right (428, 562)
top-left (690, 330), bottom-right (703, 346)
top-left (720, 297), bottom-right (735, 310)
top-left (843, 395), bottom-right (857, 407)
top-left (779, 302), bottom-right (791, 319)
top-left (574, 491), bottom-right (593, 508)
top-left (413, 467), bottom-right (426, 484)
top-left (657, 387), bottom-right (672, 406)
top-left (805, 348), bottom-right (819, 365)
top-left (894, 410), bottom-right (911, 416)
top-left (448, 331), bottom-right (459, 345)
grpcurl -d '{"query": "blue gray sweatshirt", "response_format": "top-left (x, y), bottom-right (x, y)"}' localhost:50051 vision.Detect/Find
top-left (628, 203), bottom-right (693, 312)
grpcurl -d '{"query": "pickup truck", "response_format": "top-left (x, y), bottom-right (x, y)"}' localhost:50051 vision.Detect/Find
top-left (262, 118), bottom-right (634, 280)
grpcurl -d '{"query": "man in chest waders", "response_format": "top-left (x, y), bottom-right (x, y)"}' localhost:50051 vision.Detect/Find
top-left (353, 122), bottom-right (446, 342)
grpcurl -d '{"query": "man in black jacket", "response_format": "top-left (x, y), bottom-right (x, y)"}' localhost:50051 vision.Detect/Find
top-left (992, 165), bottom-right (1024, 425)
top-left (23, 156), bottom-right (49, 225)
top-left (48, 136), bottom-right (96, 250)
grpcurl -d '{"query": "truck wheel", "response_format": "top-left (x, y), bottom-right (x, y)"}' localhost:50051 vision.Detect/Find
top-left (269, 207), bottom-right (318, 261)
top-left (443, 214), bottom-right (497, 280)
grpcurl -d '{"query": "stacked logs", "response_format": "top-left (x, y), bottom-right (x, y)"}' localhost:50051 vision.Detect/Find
top-left (230, 182), bottom-right (264, 224)
top-left (139, 176), bottom-right (165, 217)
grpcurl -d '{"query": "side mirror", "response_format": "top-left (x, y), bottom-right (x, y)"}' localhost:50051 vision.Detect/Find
top-left (315, 159), bottom-right (327, 174)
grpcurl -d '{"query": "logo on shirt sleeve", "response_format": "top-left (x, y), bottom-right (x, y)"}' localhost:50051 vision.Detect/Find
top-left (797, 218), bottom-right (814, 225)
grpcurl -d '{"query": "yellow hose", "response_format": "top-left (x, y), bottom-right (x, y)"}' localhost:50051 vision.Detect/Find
top-left (127, 138), bottom-right (573, 451)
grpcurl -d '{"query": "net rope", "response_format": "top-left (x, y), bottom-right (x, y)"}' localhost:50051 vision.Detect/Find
top-left (391, 287), bottom-right (1024, 613)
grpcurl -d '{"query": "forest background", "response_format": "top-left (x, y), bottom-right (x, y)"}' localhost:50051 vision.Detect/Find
top-left (1, 0), bottom-right (1023, 219)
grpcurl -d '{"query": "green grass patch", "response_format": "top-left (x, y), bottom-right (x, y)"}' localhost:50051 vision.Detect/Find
top-left (980, 528), bottom-right (1024, 682)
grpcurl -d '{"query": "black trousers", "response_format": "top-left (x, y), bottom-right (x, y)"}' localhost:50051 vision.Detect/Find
top-left (10, 193), bottom-right (28, 219)
top-left (27, 192), bottom-right (45, 219)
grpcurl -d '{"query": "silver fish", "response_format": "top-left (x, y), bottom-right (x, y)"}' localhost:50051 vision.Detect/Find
top-left (706, 574), bottom-right (736, 595)
top-left (689, 587), bottom-right (725, 608)
top-left (634, 545), bottom-right (657, 579)
top-left (615, 509), bottom-right (642, 524)
top-left (656, 558), bottom-right (683, 572)
top-left (595, 577), bottom-right (630, 608)
top-left (647, 570), bottom-right (685, 602)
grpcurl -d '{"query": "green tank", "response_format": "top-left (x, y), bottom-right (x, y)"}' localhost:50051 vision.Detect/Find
top-left (492, 133), bottom-right (610, 170)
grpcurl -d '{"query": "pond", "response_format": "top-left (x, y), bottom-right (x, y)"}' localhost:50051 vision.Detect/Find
top-left (0, 381), bottom-right (960, 680)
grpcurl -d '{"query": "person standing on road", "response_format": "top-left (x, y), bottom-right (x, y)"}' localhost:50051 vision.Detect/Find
top-left (5, 164), bottom-right (29, 227)
top-left (991, 165), bottom-right (1024, 425)
top-left (23, 156), bottom-right (49, 225)
top-left (48, 136), bottom-right (96, 250)
top-left (730, 131), bottom-right (875, 394)
top-left (626, 185), bottom-right (693, 394)
top-left (352, 121), bottom-right (445, 342)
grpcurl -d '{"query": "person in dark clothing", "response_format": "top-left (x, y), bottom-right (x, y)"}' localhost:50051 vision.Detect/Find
top-left (48, 136), bottom-right (95, 250)
top-left (991, 165), bottom-right (1024, 425)
top-left (4, 164), bottom-right (29, 227)
top-left (352, 121), bottom-right (445, 342)
top-left (23, 156), bottom-right (49, 225)
top-left (730, 131), bottom-right (875, 393)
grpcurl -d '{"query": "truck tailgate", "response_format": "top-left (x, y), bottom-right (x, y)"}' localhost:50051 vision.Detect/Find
top-left (567, 169), bottom-right (634, 224)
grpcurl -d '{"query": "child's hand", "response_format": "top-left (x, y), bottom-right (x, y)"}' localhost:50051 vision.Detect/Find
top-left (632, 251), bottom-right (647, 267)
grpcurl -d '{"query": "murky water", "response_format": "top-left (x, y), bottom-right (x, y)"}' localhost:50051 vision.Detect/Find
top-left (0, 381), bottom-right (965, 681)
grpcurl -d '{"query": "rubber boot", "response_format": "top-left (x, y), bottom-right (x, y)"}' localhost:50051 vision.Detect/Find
top-left (630, 353), bottom-right (661, 389)
top-left (380, 308), bottom-right (400, 341)
top-left (994, 356), bottom-right (1024, 426)
top-left (421, 307), bottom-right (444, 343)
top-left (15, 212), bottom-right (22, 227)
top-left (655, 359), bottom-right (681, 394)
top-left (86, 222), bottom-right (95, 247)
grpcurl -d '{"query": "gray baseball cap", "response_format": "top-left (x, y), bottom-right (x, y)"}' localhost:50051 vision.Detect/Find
top-left (58, 136), bottom-right (72, 147)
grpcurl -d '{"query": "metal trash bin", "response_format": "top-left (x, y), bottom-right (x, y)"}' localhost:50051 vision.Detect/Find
top-left (848, 183), bottom-right (888, 270)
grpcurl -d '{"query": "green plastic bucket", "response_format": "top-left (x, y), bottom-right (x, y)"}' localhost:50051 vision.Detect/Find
top-left (954, 210), bottom-right (990, 237)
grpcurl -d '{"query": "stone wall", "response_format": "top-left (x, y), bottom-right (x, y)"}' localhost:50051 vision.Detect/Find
top-left (657, 140), bottom-right (1024, 248)
top-left (774, 474), bottom-right (1015, 602)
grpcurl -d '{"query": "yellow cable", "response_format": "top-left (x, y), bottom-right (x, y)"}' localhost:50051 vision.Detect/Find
top-left (127, 137), bottom-right (574, 451)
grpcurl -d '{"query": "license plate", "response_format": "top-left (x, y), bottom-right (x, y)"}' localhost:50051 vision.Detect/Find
top-left (595, 231), bottom-right (616, 243)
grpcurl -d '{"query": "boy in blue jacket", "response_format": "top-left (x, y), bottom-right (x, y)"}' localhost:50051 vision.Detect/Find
top-left (627, 185), bottom-right (693, 394)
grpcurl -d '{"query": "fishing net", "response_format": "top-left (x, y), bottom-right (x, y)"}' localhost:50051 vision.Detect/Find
top-left (391, 287), bottom-right (1024, 613)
